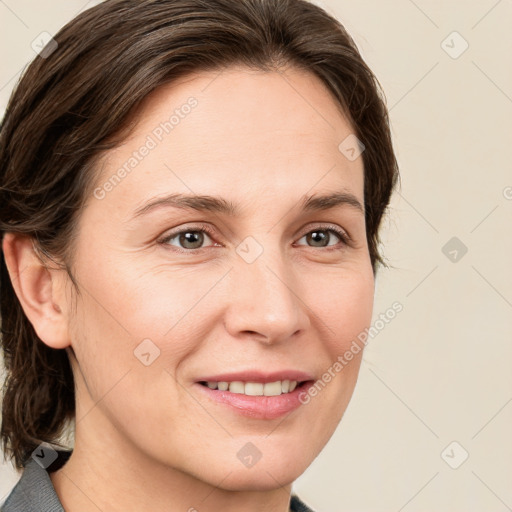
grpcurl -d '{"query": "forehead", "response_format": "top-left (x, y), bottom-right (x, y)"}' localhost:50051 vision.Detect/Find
top-left (133, 66), bottom-right (353, 150)
top-left (88, 66), bottom-right (364, 217)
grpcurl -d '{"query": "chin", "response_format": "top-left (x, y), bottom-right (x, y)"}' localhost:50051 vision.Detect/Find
top-left (211, 464), bottom-right (301, 492)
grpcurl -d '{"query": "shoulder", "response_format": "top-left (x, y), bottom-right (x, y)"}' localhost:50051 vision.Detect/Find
top-left (1, 449), bottom-right (71, 512)
top-left (290, 492), bottom-right (317, 512)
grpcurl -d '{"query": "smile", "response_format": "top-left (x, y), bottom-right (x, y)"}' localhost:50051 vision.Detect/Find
top-left (195, 380), bottom-right (315, 420)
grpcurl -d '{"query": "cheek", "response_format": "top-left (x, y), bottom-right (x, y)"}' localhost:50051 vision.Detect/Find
top-left (310, 267), bottom-right (375, 353)
top-left (307, 268), bottom-right (374, 406)
top-left (73, 247), bottom-right (214, 349)
top-left (67, 248), bottom-right (226, 428)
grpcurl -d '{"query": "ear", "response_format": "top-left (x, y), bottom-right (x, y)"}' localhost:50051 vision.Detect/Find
top-left (2, 232), bottom-right (71, 349)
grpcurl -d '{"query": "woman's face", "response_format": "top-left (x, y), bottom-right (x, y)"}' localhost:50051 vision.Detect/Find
top-left (65, 65), bottom-right (374, 489)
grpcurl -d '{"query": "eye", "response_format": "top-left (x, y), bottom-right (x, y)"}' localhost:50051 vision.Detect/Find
top-left (158, 223), bottom-right (351, 253)
top-left (158, 224), bottom-right (217, 252)
top-left (296, 225), bottom-right (350, 250)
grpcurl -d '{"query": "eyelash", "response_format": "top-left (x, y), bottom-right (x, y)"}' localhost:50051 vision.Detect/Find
top-left (157, 222), bottom-right (351, 254)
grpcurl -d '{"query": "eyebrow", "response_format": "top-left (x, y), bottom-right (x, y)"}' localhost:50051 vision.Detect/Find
top-left (130, 190), bottom-right (364, 220)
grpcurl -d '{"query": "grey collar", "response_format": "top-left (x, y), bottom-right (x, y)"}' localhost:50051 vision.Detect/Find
top-left (1, 450), bottom-right (70, 512)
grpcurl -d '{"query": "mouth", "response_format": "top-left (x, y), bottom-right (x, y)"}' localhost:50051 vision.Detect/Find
top-left (197, 379), bottom-right (310, 396)
top-left (195, 379), bottom-right (316, 420)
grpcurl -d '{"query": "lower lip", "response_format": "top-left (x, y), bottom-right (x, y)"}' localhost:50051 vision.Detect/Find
top-left (195, 381), bottom-right (315, 420)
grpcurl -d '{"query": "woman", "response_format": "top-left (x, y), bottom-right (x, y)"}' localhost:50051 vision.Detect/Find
top-left (0, 0), bottom-right (399, 510)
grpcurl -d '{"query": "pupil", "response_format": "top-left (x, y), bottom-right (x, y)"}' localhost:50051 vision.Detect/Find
top-left (309, 230), bottom-right (328, 247)
top-left (180, 231), bottom-right (203, 249)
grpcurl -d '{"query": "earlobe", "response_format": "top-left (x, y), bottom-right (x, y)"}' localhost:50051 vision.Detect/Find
top-left (2, 232), bottom-right (71, 350)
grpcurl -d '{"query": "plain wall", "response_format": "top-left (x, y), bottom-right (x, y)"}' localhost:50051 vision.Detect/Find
top-left (1, 1), bottom-right (511, 510)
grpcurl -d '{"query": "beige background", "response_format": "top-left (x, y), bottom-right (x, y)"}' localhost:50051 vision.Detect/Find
top-left (1, 1), bottom-right (511, 511)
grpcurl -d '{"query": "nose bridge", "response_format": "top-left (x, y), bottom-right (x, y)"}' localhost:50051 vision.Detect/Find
top-left (226, 237), bottom-right (308, 341)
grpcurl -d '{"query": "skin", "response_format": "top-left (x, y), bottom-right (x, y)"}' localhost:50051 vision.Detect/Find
top-left (3, 65), bottom-right (374, 512)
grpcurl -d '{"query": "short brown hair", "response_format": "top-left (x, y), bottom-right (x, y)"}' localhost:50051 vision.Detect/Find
top-left (0, 0), bottom-right (399, 470)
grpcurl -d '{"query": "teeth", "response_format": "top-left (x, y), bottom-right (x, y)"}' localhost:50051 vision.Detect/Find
top-left (229, 381), bottom-right (245, 394)
top-left (244, 382), bottom-right (264, 396)
top-left (203, 380), bottom-right (300, 396)
top-left (263, 381), bottom-right (282, 396)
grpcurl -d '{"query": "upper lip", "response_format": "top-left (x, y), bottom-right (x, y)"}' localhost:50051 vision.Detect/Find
top-left (196, 370), bottom-right (315, 384)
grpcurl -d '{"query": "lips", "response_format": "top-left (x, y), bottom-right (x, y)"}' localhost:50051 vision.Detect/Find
top-left (193, 369), bottom-right (316, 420)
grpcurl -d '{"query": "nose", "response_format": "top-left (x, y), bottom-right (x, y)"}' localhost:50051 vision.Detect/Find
top-left (223, 246), bottom-right (310, 345)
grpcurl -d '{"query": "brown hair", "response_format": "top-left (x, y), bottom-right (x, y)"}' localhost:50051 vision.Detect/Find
top-left (0, 0), bottom-right (399, 470)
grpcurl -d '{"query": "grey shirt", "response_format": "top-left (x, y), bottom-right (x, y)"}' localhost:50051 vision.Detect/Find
top-left (1, 450), bottom-right (315, 512)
